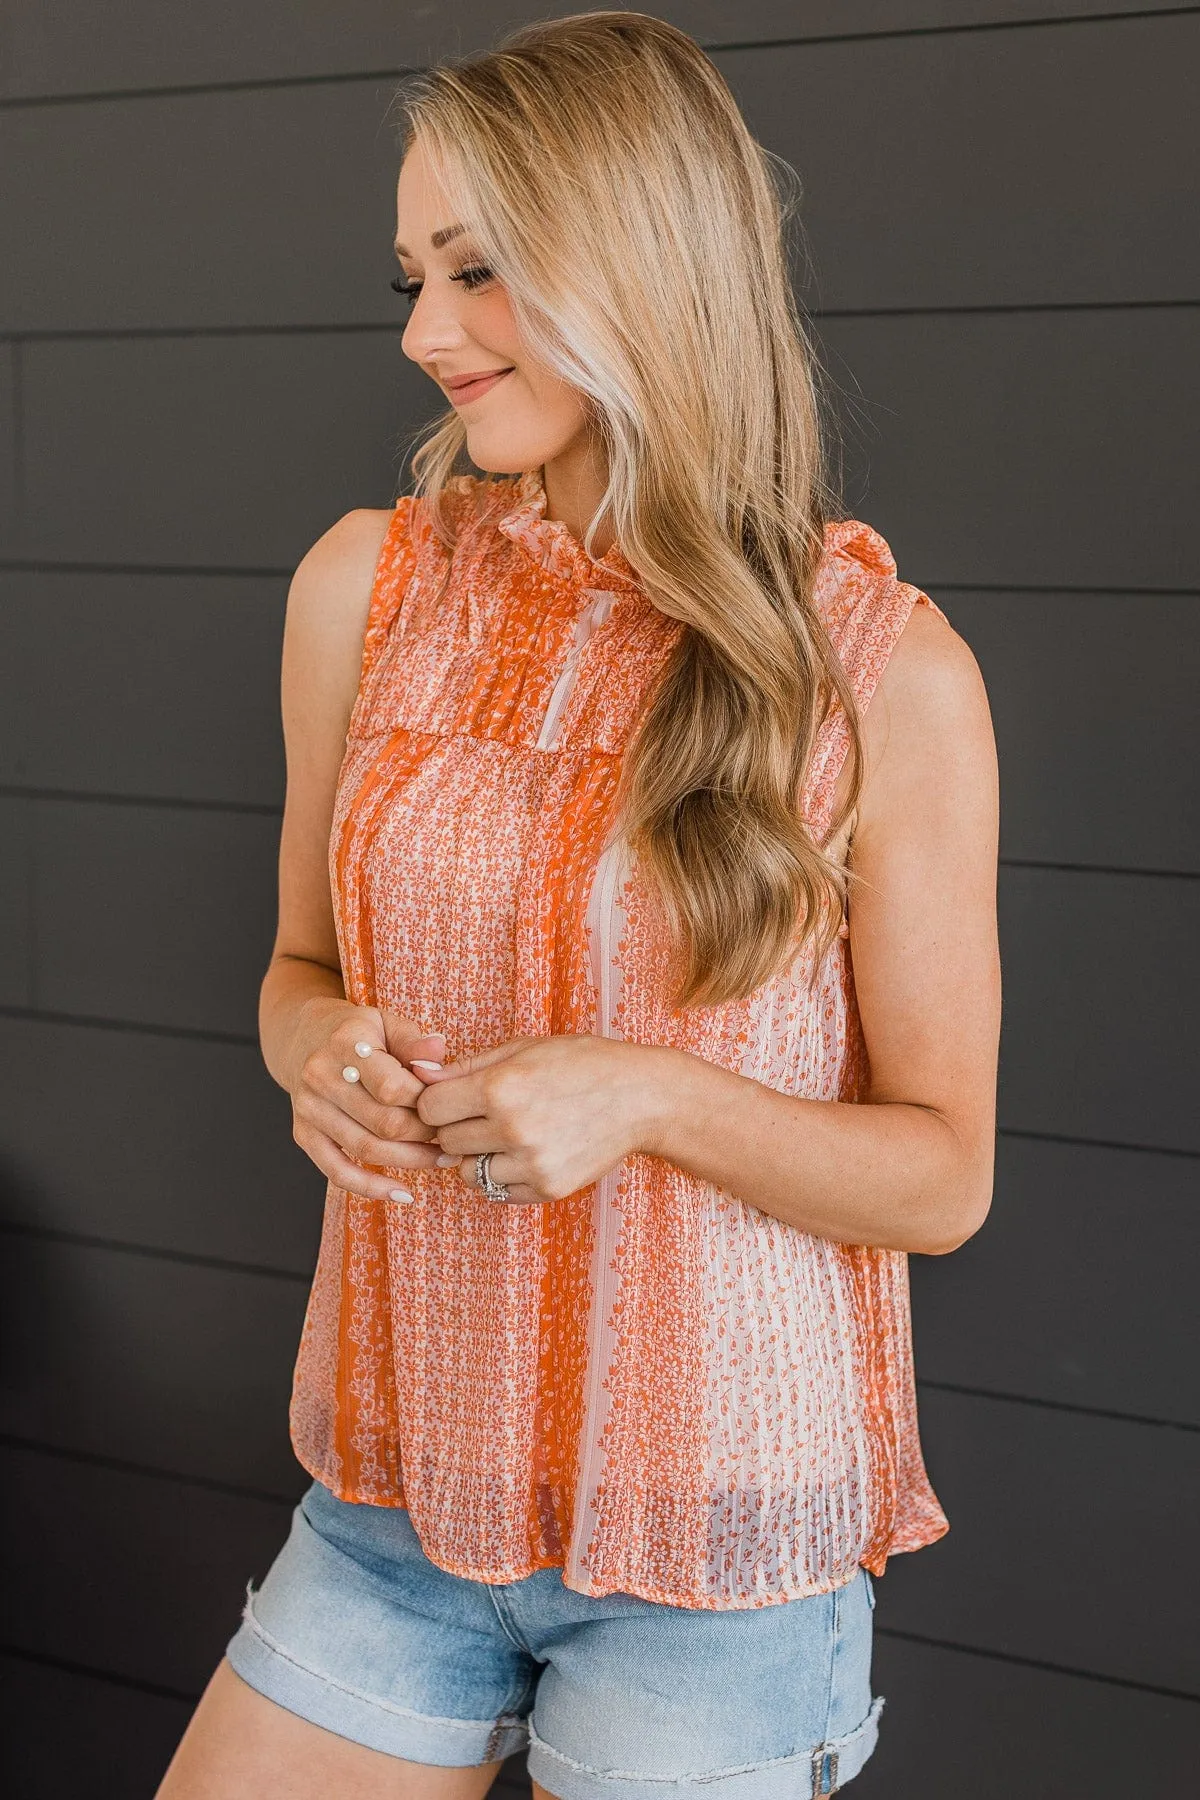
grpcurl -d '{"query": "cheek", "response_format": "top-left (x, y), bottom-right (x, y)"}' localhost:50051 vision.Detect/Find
top-left (516, 362), bottom-right (590, 436)
top-left (476, 288), bottom-right (522, 359)
top-left (477, 293), bottom-right (589, 437)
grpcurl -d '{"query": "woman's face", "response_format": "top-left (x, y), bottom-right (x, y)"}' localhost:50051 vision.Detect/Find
top-left (394, 136), bottom-right (590, 476)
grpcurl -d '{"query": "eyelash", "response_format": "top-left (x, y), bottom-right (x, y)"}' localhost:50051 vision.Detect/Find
top-left (390, 263), bottom-right (495, 305)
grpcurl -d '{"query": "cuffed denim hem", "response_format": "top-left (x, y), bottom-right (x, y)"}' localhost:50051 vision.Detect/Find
top-left (526, 1693), bottom-right (886, 1799)
top-left (226, 1591), bottom-right (531, 1767)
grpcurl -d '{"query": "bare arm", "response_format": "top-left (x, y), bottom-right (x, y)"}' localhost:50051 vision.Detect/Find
top-left (640, 601), bottom-right (1002, 1255)
top-left (257, 506), bottom-right (450, 1200)
top-left (258, 507), bottom-right (391, 1092)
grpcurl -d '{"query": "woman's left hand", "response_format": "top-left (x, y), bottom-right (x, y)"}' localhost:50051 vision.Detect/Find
top-left (412, 1034), bottom-right (671, 1205)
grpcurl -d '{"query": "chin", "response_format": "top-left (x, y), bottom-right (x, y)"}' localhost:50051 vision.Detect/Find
top-left (465, 437), bottom-right (540, 476)
top-left (470, 456), bottom-right (529, 476)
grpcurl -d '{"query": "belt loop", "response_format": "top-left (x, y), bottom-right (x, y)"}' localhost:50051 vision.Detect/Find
top-left (811, 1747), bottom-right (840, 1795)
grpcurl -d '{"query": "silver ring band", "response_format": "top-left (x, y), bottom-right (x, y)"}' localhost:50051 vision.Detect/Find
top-left (475, 1152), bottom-right (511, 1203)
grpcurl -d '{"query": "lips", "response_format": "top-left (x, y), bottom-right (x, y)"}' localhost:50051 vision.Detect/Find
top-left (445, 367), bottom-right (514, 405)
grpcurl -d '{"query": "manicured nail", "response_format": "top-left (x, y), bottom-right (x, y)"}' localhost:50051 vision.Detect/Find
top-left (411, 1059), bottom-right (442, 1070)
top-left (389, 1188), bottom-right (415, 1203)
top-left (436, 1153), bottom-right (458, 1167)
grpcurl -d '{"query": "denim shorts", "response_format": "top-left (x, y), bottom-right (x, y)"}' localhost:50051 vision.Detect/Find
top-left (225, 1478), bottom-right (885, 1799)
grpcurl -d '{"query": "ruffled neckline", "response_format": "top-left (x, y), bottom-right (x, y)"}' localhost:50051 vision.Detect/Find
top-left (494, 468), bottom-right (647, 599)
top-left (492, 469), bottom-right (898, 611)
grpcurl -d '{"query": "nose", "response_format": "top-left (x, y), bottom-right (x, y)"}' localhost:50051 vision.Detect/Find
top-left (400, 281), bottom-right (470, 370)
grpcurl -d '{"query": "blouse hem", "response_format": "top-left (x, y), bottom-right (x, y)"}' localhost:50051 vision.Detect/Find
top-left (290, 1441), bottom-right (948, 1611)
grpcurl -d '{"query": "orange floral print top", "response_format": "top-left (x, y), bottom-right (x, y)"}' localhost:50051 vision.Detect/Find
top-left (289, 467), bottom-right (951, 1608)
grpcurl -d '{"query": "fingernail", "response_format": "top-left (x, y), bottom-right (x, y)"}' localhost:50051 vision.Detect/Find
top-left (411, 1059), bottom-right (442, 1071)
top-left (436, 1154), bottom-right (458, 1167)
top-left (389, 1188), bottom-right (415, 1203)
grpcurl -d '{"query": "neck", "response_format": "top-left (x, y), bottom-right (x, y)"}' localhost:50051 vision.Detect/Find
top-left (539, 438), bottom-right (614, 560)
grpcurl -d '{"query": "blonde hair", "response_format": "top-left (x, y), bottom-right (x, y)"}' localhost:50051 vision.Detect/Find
top-left (390, 10), bottom-right (864, 1008)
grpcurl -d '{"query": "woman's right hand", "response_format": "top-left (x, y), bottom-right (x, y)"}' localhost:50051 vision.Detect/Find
top-left (288, 999), bottom-right (453, 1202)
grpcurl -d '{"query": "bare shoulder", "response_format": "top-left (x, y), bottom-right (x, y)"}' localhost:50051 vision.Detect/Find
top-left (288, 507), bottom-right (394, 648)
top-left (875, 597), bottom-right (986, 723)
top-left (282, 508), bottom-right (394, 739)
top-left (854, 597), bottom-right (998, 837)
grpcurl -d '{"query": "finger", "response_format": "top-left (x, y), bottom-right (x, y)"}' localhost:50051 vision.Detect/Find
top-left (416, 1071), bottom-right (495, 1129)
top-left (333, 1097), bottom-right (441, 1153)
top-left (316, 1066), bottom-right (437, 1141)
top-left (415, 1037), bottom-right (534, 1083)
top-left (300, 1090), bottom-right (443, 1163)
top-left (381, 1015), bottom-right (447, 1069)
top-left (406, 1029), bottom-right (447, 1061)
top-left (329, 1041), bottom-right (426, 1110)
top-left (337, 1020), bottom-right (449, 1104)
top-left (296, 1122), bottom-right (428, 1205)
top-left (459, 1151), bottom-right (543, 1206)
top-left (429, 1117), bottom-right (515, 1158)
top-left (404, 1032), bottom-right (449, 1077)
top-left (414, 1050), bottom-right (532, 1125)
top-left (356, 1029), bottom-right (449, 1094)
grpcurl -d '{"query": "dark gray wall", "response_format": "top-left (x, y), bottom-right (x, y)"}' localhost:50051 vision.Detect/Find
top-left (1, 4), bottom-right (1197, 1794)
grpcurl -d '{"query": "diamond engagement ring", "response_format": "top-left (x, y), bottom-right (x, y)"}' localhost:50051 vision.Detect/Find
top-left (475, 1152), bottom-right (511, 1203)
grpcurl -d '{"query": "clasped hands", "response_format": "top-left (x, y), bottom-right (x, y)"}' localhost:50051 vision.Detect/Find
top-left (300, 1009), bottom-right (673, 1207)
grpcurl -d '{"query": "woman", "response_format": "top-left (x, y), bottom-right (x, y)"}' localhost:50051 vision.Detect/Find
top-left (159, 12), bottom-right (999, 1799)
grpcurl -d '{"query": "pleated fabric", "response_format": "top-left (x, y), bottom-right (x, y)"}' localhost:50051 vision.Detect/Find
top-left (289, 468), bottom-right (950, 1607)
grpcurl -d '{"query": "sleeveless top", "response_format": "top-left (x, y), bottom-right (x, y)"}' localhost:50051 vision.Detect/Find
top-left (289, 467), bottom-right (951, 1609)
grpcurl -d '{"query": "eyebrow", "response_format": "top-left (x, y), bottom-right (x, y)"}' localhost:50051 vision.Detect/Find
top-left (393, 223), bottom-right (465, 256)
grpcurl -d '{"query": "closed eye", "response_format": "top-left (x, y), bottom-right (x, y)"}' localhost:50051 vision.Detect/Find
top-left (391, 263), bottom-right (495, 304)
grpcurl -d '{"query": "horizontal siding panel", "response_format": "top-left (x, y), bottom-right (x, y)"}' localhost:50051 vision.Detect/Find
top-left (937, 591), bottom-right (1200, 874)
top-left (816, 307), bottom-right (1200, 591)
top-left (911, 1135), bottom-right (1200, 1426)
top-left (0, 797), bottom-right (34, 1006)
top-left (16, 333), bottom-right (425, 569)
top-left (880, 1387), bottom-right (1200, 1694)
top-left (730, 12), bottom-right (1200, 312)
top-left (7, 14), bottom-right (1199, 333)
top-left (0, 1654), bottom-right (193, 1797)
top-left (857, 1635), bottom-right (1200, 1796)
top-left (0, 80), bottom-right (405, 335)
top-left (31, 799), bottom-right (278, 1035)
top-left (0, 342), bottom-right (15, 543)
top-left (997, 866), bottom-right (1198, 1153)
top-left (0, 1442), bottom-right (293, 1693)
top-left (0, 1237), bottom-right (308, 1494)
top-left (1, 4), bottom-right (1189, 100)
top-left (0, 570), bottom-right (288, 806)
top-left (0, 1017), bottom-right (325, 1273)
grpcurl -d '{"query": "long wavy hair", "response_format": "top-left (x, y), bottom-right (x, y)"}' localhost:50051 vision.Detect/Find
top-left (389, 10), bottom-right (864, 1008)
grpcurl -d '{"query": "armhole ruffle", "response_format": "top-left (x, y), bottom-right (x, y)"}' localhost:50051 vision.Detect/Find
top-left (358, 496), bottom-right (419, 692)
top-left (805, 519), bottom-right (948, 835)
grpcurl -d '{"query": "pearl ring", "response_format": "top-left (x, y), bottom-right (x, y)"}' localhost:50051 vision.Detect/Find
top-left (342, 1041), bottom-right (375, 1082)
